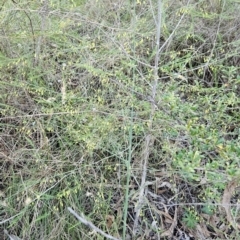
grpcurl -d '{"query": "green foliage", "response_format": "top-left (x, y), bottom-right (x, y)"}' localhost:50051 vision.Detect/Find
top-left (0, 0), bottom-right (240, 239)
top-left (201, 204), bottom-right (215, 216)
top-left (182, 207), bottom-right (199, 229)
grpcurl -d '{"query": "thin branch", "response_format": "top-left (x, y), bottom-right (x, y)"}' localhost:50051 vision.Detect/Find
top-left (133, 0), bottom-right (162, 235)
top-left (152, 0), bottom-right (162, 102)
top-left (157, 0), bottom-right (191, 55)
top-left (4, 230), bottom-right (22, 240)
top-left (34, 0), bottom-right (49, 66)
top-left (11, 0), bottom-right (36, 55)
top-left (0, 213), bottom-right (22, 225)
top-left (67, 207), bottom-right (120, 240)
top-left (133, 134), bottom-right (152, 234)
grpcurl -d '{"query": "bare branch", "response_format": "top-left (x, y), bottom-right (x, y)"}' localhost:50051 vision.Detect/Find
top-left (68, 207), bottom-right (120, 240)
top-left (34, 0), bottom-right (49, 66)
top-left (133, 0), bottom-right (162, 235)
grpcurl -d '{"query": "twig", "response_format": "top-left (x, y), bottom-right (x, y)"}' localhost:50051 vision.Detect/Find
top-left (152, 0), bottom-right (162, 101)
top-left (67, 207), bottom-right (120, 240)
top-left (34, 0), bottom-right (48, 66)
top-left (133, 0), bottom-right (162, 235)
top-left (4, 229), bottom-right (22, 240)
top-left (11, 0), bottom-right (36, 53)
top-left (133, 134), bottom-right (152, 234)
top-left (157, 0), bottom-right (191, 55)
top-left (0, 213), bottom-right (22, 225)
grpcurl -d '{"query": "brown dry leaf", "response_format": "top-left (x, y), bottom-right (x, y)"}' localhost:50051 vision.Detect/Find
top-left (206, 214), bottom-right (225, 239)
top-left (209, 214), bottom-right (220, 227)
top-left (222, 179), bottom-right (240, 230)
top-left (164, 217), bottom-right (174, 224)
top-left (195, 223), bottom-right (211, 239)
top-left (201, 213), bottom-right (210, 221)
top-left (158, 181), bottom-right (172, 189)
top-left (106, 215), bottom-right (115, 229)
top-left (157, 189), bottom-right (167, 194)
top-left (161, 207), bottom-right (178, 237)
top-left (152, 170), bottom-right (168, 177)
top-left (150, 203), bottom-right (173, 222)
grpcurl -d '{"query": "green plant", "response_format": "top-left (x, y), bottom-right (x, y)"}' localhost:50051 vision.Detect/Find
top-left (1, 0), bottom-right (240, 239)
top-left (182, 207), bottom-right (199, 229)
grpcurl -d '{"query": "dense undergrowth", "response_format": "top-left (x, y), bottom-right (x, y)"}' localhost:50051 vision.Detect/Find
top-left (0, 0), bottom-right (240, 239)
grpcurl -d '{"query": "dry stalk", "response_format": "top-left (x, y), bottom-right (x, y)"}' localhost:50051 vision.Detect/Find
top-left (68, 207), bottom-right (120, 240)
top-left (34, 0), bottom-right (49, 66)
top-left (4, 229), bottom-right (22, 240)
top-left (133, 0), bottom-right (162, 235)
top-left (0, 213), bottom-right (22, 225)
top-left (157, 0), bottom-right (191, 55)
top-left (132, 1), bottom-right (192, 231)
